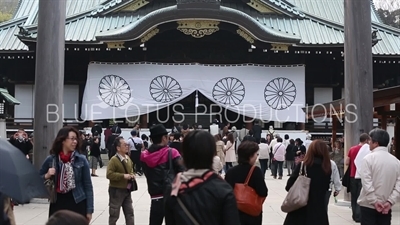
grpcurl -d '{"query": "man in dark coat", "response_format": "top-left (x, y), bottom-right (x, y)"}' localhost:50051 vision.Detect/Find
top-left (252, 120), bottom-right (262, 144)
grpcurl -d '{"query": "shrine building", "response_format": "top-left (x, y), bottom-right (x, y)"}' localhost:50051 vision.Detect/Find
top-left (0, 0), bottom-right (399, 138)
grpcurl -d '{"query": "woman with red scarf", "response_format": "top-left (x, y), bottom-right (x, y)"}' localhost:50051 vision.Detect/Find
top-left (39, 127), bottom-right (94, 223)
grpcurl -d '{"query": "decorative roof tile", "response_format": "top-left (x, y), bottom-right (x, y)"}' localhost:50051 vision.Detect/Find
top-left (260, 0), bottom-right (305, 17)
top-left (0, 18), bottom-right (29, 51)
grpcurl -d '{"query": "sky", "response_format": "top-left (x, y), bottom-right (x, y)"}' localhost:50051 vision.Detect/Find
top-left (373, 0), bottom-right (400, 11)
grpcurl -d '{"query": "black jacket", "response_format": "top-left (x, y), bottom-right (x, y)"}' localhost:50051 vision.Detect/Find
top-left (252, 125), bottom-right (262, 139)
top-left (165, 171), bottom-right (241, 225)
top-left (91, 124), bottom-right (102, 136)
top-left (141, 144), bottom-right (185, 197)
top-left (89, 142), bottom-right (101, 157)
top-left (107, 134), bottom-right (119, 159)
top-left (9, 137), bottom-right (32, 156)
top-left (285, 144), bottom-right (297, 161)
top-left (283, 158), bottom-right (331, 225)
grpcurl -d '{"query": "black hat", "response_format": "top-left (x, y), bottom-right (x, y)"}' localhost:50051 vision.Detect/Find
top-left (150, 124), bottom-right (168, 137)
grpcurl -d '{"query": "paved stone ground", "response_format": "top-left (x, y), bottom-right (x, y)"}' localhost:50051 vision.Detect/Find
top-left (13, 167), bottom-right (400, 225)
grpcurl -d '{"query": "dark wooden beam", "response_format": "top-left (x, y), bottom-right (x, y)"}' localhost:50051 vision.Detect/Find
top-left (33, 0), bottom-right (66, 170)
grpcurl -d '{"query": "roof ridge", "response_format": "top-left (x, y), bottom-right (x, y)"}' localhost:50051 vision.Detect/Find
top-left (259, 0), bottom-right (305, 18)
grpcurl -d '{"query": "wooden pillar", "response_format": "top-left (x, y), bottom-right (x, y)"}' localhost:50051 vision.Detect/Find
top-left (33, 0), bottom-right (67, 170)
top-left (332, 115), bottom-right (338, 144)
top-left (395, 104), bottom-right (400, 160)
top-left (140, 114), bottom-right (148, 128)
top-left (343, 0), bottom-right (373, 201)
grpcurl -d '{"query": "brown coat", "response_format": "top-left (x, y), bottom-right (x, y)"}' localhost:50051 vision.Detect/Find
top-left (3, 197), bottom-right (16, 225)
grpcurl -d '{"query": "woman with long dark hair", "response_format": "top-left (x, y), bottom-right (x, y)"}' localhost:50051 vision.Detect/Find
top-left (283, 140), bottom-right (331, 225)
top-left (225, 141), bottom-right (268, 225)
top-left (39, 127), bottom-right (94, 223)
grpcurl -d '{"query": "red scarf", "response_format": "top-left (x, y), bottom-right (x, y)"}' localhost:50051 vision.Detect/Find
top-left (59, 151), bottom-right (72, 163)
top-left (57, 151), bottom-right (75, 193)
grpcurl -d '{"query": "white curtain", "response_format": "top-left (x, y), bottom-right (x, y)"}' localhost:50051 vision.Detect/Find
top-left (81, 62), bottom-right (305, 122)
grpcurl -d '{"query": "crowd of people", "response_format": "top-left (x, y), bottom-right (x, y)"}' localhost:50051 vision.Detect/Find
top-left (2, 122), bottom-right (400, 225)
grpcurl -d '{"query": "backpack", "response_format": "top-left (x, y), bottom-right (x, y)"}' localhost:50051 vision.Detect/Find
top-left (129, 137), bottom-right (143, 150)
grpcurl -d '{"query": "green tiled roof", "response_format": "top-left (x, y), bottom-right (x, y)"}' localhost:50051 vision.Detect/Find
top-left (286, 0), bottom-right (382, 24)
top-left (0, 18), bottom-right (29, 51)
top-left (0, 88), bottom-right (20, 105)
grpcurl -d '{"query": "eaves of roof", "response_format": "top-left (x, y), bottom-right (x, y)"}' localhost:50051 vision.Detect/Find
top-left (0, 17), bottom-right (30, 52)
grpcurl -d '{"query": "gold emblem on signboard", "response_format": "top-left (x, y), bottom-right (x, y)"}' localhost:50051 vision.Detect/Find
top-left (177, 20), bottom-right (220, 38)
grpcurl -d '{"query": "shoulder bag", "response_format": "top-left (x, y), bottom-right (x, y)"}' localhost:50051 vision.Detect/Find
top-left (44, 157), bottom-right (57, 203)
top-left (119, 158), bottom-right (138, 192)
top-left (234, 165), bottom-right (266, 216)
top-left (177, 198), bottom-right (200, 225)
top-left (272, 144), bottom-right (282, 161)
top-left (281, 161), bottom-right (310, 213)
top-left (163, 148), bottom-right (175, 198)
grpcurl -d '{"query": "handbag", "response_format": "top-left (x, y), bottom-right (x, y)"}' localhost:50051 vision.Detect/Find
top-left (177, 198), bottom-right (200, 225)
top-left (281, 161), bottom-right (311, 213)
top-left (233, 165), bottom-right (266, 216)
top-left (119, 158), bottom-right (138, 192)
top-left (44, 157), bottom-right (57, 203)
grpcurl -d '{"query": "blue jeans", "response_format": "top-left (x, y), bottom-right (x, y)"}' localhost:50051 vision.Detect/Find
top-left (225, 162), bottom-right (233, 172)
top-left (272, 160), bottom-right (283, 177)
top-left (259, 159), bottom-right (268, 177)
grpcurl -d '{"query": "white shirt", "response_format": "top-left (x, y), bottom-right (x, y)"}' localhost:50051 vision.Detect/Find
top-left (357, 146), bottom-right (400, 209)
top-left (330, 160), bottom-right (342, 192)
top-left (212, 156), bottom-right (223, 173)
top-left (258, 143), bottom-right (270, 159)
top-left (354, 143), bottom-right (370, 179)
top-left (272, 142), bottom-right (286, 161)
top-left (270, 138), bottom-right (278, 150)
top-left (283, 139), bottom-right (290, 148)
top-left (210, 124), bottom-right (219, 136)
